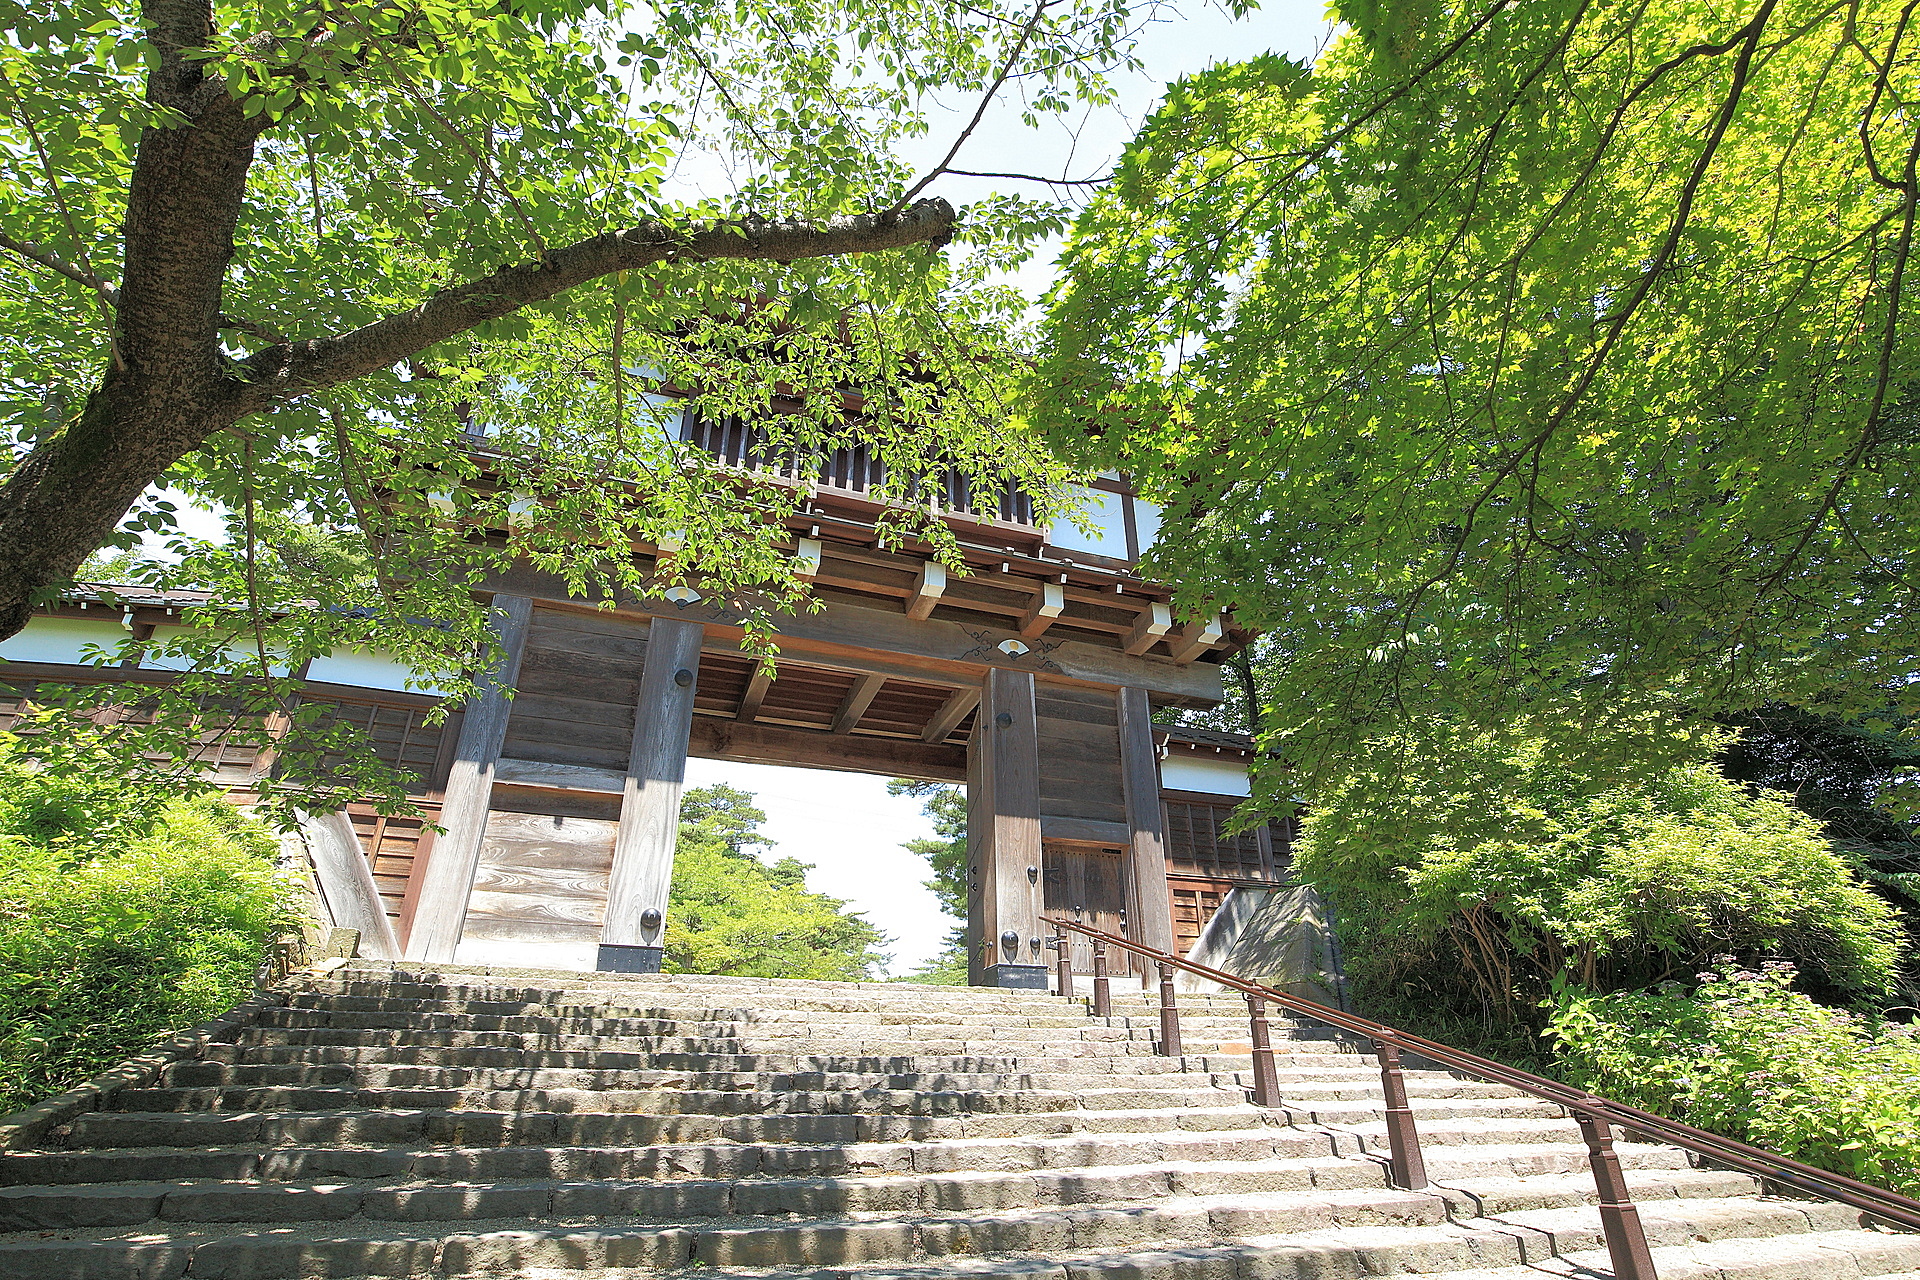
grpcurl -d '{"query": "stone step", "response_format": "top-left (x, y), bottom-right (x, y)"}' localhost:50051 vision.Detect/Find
top-left (291, 990), bottom-right (1266, 1022)
top-left (679, 1223), bottom-right (1920, 1280)
top-left (231, 1026), bottom-right (1206, 1054)
top-left (262, 1006), bottom-right (1141, 1035)
top-left (47, 1102), bottom-right (1288, 1155)
top-left (0, 1125), bottom-right (1370, 1192)
top-left (0, 1161), bottom-right (1438, 1230)
top-left (200, 1041), bottom-right (1364, 1072)
top-left (16, 1203), bottom-right (1905, 1280)
top-left (158, 1062), bottom-right (1199, 1092)
top-left (101, 1078), bottom-right (1245, 1117)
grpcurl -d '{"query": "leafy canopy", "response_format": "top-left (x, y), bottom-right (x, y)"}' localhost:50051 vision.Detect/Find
top-left (1295, 725), bottom-right (1903, 1024)
top-left (1035, 0), bottom-right (1920, 796)
top-left (0, 0), bottom-right (1162, 813)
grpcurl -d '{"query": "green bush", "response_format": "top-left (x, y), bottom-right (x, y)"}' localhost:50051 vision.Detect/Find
top-left (1547, 966), bottom-right (1920, 1196)
top-left (0, 741), bottom-right (299, 1113)
top-left (1295, 728), bottom-right (1901, 1029)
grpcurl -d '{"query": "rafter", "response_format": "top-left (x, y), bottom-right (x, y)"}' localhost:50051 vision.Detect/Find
top-left (831, 672), bottom-right (887, 734)
top-left (920, 686), bottom-right (981, 743)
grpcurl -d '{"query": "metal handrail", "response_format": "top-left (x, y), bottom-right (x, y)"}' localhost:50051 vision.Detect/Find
top-left (1050, 916), bottom-right (1920, 1280)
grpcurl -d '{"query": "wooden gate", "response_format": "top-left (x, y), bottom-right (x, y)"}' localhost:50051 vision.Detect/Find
top-left (1041, 841), bottom-right (1134, 974)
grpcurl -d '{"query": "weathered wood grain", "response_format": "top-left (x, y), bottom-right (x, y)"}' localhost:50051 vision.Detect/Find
top-left (404, 595), bottom-right (533, 963)
top-left (603, 616), bottom-right (703, 952)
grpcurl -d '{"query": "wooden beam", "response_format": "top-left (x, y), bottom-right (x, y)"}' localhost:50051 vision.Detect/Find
top-left (602, 616), bottom-right (704, 969)
top-left (1121, 601), bottom-right (1173, 656)
top-left (737, 663), bottom-right (774, 722)
top-left (978, 667), bottom-right (1045, 984)
top-left (487, 565), bottom-right (1227, 704)
top-left (1040, 815), bottom-right (1130, 847)
top-left (1018, 581), bottom-right (1065, 639)
top-left (831, 672), bottom-right (887, 734)
top-left (1167, 613), bottom-right (1226, 663)
top-left (905, 561), bottom-right (947, 621)
top-left (299, 808), bottom-right (402, 960)
top-left (494, 757), bottom-right (627, 794)
top-left (404, 594), bottom-right (533, 963)
top-left (691, 716), bottom-right (965, 781)
top-left (1117, 685), bottom-right (1177, 958)
top-left (920, 686), bottom-right (981, 743)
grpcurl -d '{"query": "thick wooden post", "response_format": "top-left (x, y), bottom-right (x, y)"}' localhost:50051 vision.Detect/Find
top-left (975, 667), bottom-right (1045, 987)
top-left (1054, 922), bottom-right (1074, 998)
top-left (600, 616), bottom-right (704, 972)
top-left (1157, 961), bottom-right (1182, 1056)
top-left (299, 809), bottom-right (401, 960)
top-left (1117, 686), bottom-right (1177, 957)
top-left (1246, 992), bottom-right (1281, 1107)
top-left (1577, 1107), bottom-right (1660, 1280)
top-left (1374, 1036), bottom-right (1430, 1190)
top-left (1091, 937), bottom-right (1111, 1016)
top-left (404, 595), bottom-right (533, 963)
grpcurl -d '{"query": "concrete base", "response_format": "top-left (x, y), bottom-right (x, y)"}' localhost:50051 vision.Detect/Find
top-left (596, 943), bottom-right (664, 974)
top-left (985, 963), bottom-right (1049, 990)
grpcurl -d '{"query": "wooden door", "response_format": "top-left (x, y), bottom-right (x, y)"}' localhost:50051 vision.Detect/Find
top-left (1041, 842), bottom-right (1133, 974)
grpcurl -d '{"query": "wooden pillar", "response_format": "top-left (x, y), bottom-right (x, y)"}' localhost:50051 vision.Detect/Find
top-left (965, 717), bottom-right (989, 987)
top-left (404, 595), bottom-right (533, 963)
top-left (974, 666), bottom-right (1045, 987)
top-left (599, 616), bottom-right (704, 972)
top-left (299, 808), bottom-right (403, 960)
top-left (1118, 685), bottom-right (1178, 958)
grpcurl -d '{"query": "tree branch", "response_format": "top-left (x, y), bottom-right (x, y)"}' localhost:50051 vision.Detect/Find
top-left (227, 199), bottom-right (958, 411)
top-left (0, 231), bottom-right (118, 300)
top-left (886, 0), bottom-right (1054, 216)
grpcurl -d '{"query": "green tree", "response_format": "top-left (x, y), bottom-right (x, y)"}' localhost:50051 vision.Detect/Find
top-left (1295, 726), bottom-right (1902, 1034)
top-left (887, 777), bottom-right (969, 983)
top-left (0, 0), bottom-right (1166, 813)
top-left (1036, 0), bottom-right (1920, 803)
top-left (665, 783), bottom-right (888, 980)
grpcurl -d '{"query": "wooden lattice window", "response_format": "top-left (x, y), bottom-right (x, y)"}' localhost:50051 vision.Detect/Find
top-left (1162, 791), bottom-right (1274, 881)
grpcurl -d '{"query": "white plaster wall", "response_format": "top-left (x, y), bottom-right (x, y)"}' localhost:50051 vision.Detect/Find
top-left (0, 617), bottom-right (129, 666)
top-left (139, 625), bottom-right (292, 675)
top-left (1160, 752), bottom-right (1252, 797)
top-left (1046, 486), bottom-right (1129, 558)
top-left (1133, 499), bottom-right (1163, 554)
top-left (306, 646), bottom-right (454, 695)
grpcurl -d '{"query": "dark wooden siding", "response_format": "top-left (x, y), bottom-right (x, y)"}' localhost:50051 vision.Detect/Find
top-left (1034, 684), bottom-right (1126, 824)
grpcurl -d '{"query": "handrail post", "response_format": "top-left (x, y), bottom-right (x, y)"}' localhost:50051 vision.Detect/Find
top-left (1054, 923), bottom-right (1073, 1000)
top-left (1245, 992), bottom-right (1281, 1107)
top-left (1157, 961), bottom-right (1182, 1057)
top-left (1091, 937), bottom-right (1111, 1018)
top-left (1373, 1035), bottom-right (1428, 1191)
top-left (1577, 1105), bottom-right (1659, 1280)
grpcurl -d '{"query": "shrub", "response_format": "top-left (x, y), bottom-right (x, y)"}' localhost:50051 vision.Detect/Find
top-left (0, 740), bottom-right (299, 1113)
top-left (1546, 966), bottom-right (1920, 1196)
top-left (1295, 727), bottom-right (1901, 1029)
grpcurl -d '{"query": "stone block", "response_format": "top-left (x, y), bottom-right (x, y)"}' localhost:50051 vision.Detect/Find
top-left (165, 1182), bottom-right (365, 1223)
top-left (0, 1182), bottom-right (166, 1230)
top-left (184, 1232), bottom-right (440, 1278)
top-left (695, 1221), bottom-right (916, 1268)
top-left (0, 1239), bottom-right (192, 1280)
top-left (360, 1182), bottom-right (553, 1221)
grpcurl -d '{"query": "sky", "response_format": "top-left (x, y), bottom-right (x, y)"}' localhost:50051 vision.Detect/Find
top-left (132, 1), bottom-right (1337, 977)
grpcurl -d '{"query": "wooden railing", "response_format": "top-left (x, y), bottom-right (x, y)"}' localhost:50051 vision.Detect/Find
top-left (679, 410), bottom-right (1036, 526)
top-left (1050, 918), bottom-right (1920, 1280)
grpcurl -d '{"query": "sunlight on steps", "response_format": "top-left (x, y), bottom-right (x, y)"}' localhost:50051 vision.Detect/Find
top-left (0, 963), bottom-right (1913, 1280)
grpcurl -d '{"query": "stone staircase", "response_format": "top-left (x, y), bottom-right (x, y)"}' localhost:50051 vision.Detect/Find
top-left (2, 963), bottom-right (1915, 1280)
